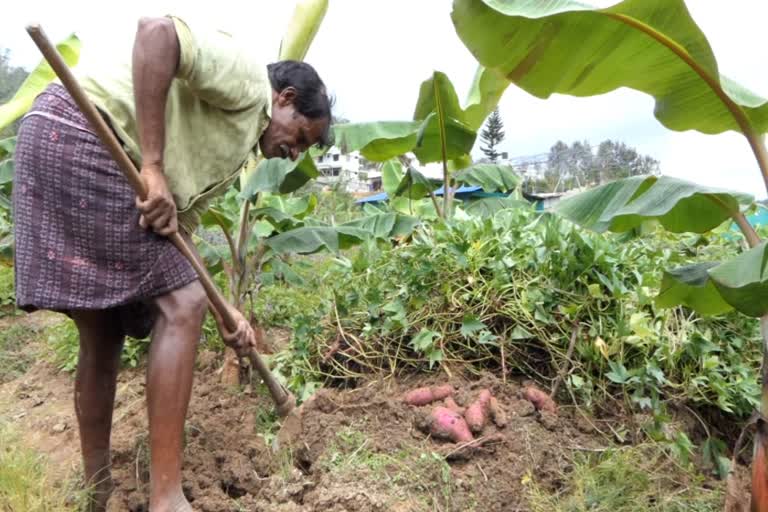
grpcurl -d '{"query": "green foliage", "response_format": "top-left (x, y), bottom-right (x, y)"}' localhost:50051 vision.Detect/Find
top-left (0, 324), bottom-right (36, 384)
top-left (333, 67), bottom-right (506, 172)
top-left (333, 121), bottom-right (421, 162)
top-left (656, 263), bottom-right (733, 316)
top-left (462, 197), bottom-right (530, 218)
top-left (47, 320), bottom-right (150, 373)
top-left (304, 188), bottom-right (361, 226)
top-left (319, 427), bottom-right (456, 510)
top-left (0, 35), bottom-right (81, 133)
top-left (527, 444), bottom-right (722, 511)
top-left (278, 0), bottom-right (328, 61)
top-left (707, 241), bottom-right (768, 317)
top-left (0, 137), bottom-right (16, 230)
top-left (0, 137), bottom-right (15, 190)
top-left (0, 265), bottom-right (14, 314)
top-left (381, 160), bottom-right (405, 196)
top-left (394, 167), bottom-right (438, 200)
top-left (273, 209), bottom-right (761, 428)
top-left (0, 425), bottom-right (89, 511)
top-left (253, 258), bottom-right (331, 328)
top-left (462, 66), bottom-right (509, 131)
top-left (453, 163), bottom-right (520, 193)
top-left (556, 175), bottom-right (753, 234)
top-left (239, 153), bottom-right (320, 201)
top-left (451, 0), bottom-right (768, 136)
top-left (556, 176), bottom-right (768, 318)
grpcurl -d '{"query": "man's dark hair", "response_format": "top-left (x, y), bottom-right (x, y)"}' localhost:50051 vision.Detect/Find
top-left (267, 60), bottom-right (334, 147)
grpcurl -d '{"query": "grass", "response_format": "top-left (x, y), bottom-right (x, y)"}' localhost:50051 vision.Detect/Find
top-left (527, 444), bottom-right (723, 512)
top-left (0, 265), bottom-right (15, 315)
top-left (0, 323), bottom-right (38, 384)
top-left (0, 425), bottom-right (89, 511)
top-left (46, 318), bottom-right (152, 373)
top-left (320, 427), bottom-right (458, 511)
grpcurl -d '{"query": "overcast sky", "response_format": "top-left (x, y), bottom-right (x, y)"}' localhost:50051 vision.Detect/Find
top-left (3, 1), bottom-right (768, 197)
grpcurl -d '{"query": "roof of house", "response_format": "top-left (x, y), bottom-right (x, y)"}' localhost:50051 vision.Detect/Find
top-left (355, 185), bottom-right (485, 204)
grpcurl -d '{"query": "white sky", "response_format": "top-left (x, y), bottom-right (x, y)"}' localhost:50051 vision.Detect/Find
top-left (3, 1), bottom-right (768, 197)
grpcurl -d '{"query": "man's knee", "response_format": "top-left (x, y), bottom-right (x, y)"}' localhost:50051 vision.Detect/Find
top-left (155, 280), bottom-right (207, 327)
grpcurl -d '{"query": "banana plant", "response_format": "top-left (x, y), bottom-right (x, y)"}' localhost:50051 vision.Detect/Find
top-left (448, 0), bottom-right (768, 507)
top-left (0, 137), bottom-right (13, 264)
top-left (0, 34), bottom-right (81, 131)
top-left (213, 0), bottom-right (329, 384)
top-left (0, 137), bottom-right (14, 209)
top-left (333, 71), bottom-right (523, 220)
top-left (212, 0), bottom-right (422, 384)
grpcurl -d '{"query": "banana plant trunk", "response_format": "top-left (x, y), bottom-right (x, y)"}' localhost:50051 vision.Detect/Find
top-left (749, 136), bottom-right (768, 511)
top-left (753, 316), bottom-right (768, 511)
top-left (218, 0), bottom-right (327, 386)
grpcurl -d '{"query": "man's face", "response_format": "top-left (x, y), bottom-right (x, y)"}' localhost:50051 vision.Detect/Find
top-left (259, 87), bottom-right (328, 161)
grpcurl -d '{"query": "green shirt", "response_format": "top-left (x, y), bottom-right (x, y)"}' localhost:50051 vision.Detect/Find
top-left (75, 16), bottom-right (272, 233)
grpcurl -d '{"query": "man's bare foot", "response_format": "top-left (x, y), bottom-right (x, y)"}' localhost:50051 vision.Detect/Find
top-left (86, 475), bottom-right (114, 512)
top-left (150, 493), bottom-right (193, 512)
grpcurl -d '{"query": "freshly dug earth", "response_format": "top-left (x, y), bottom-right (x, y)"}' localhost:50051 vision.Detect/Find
top-left (0, 313), bottom-right (736, 511)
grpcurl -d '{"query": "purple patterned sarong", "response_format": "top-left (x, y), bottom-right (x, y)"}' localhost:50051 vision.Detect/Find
top-left (12, 84), bottom-right (198, 337)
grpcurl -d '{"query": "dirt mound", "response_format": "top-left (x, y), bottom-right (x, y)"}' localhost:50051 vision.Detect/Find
top-left (2, 332), bottom-right (618, 512)
top-left (281, 375), bottom-right (603, 512)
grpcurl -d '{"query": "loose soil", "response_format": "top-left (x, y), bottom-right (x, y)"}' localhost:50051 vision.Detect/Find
top-left (0, 312), bottom-right (743, 511)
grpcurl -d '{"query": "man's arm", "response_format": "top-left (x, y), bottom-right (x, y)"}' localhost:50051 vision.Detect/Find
top-left (133, 17), bottom-right (180, 236)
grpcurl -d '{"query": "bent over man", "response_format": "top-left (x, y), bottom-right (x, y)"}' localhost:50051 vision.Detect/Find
top-left (13, 15), bottom-right (332, 511)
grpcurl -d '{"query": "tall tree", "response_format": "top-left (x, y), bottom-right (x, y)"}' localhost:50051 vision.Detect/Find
top-left (595, 140), bottom-right (660, 183)
top-left (530, 139), bottom-right (660, 193)
top-left (0, 48), bottom-right (30, 137)
top-left (480, 107), bottom-right (505, 162)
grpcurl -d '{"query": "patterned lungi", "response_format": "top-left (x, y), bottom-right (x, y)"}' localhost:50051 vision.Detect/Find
top-left (12, 84), bottom-right (198, 338)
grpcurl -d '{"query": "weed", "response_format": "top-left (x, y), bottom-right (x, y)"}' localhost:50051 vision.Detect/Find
top-left (275, 447), bottom-right (296, 482)
top-left (0, 323), bottom-right (37, 383)
top-left (527, 444), bottom-right (722, 512)
top-left (46, 319), bottom-right (151, 373)
top-left (46, 320), bottom-right (80, 372)
top-left (200, 311), bottom-right (226, 353)
top-left (0, 424), bottom-right (90, 511)
top-left (253, 402), bottom-right (280, 447)
top-left (320, 427), bottom-right (457, 510)
top-left (0, 265), bottom-right (14, 315)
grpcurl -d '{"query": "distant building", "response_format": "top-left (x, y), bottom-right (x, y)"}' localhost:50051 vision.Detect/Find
top-left (313, 149), bottom-right (573, 211)
top-left (314, 147), bottom-right (382, 193)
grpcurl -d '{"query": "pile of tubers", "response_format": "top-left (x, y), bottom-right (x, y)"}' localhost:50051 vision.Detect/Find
top-left (406, 385), bottom-right (507, 443)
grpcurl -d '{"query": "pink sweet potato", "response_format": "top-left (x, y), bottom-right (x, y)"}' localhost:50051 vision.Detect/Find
top-left (403, 384), bottom-right (454, 406)
top-left (428, 406), bottom-right (474, 443)
top-left (522, 386), bottom-right (557, 414)
top-left (464, 389), bottom-right (492, 433)
top-left (444, 396), bottom-right (465, 415)
top-left (488, 397), bottom-right (508, 428)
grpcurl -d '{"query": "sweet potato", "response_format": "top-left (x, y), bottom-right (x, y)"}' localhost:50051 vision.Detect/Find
top-left (464, 389), bottom-right (492, 433)
top-left (522, 386), bottom-right (557, 414)
top-left (444, 396), bottom-right (465, 415)
top-left (427, 406), bottom-right (474, 443)
top-left (403, 384), bottom-right (454, 406)
top-left (488, 396), bottom-right (508, 428)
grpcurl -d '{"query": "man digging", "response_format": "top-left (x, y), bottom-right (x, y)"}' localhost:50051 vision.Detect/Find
top-left (13, 16), bottom-right (332, 512)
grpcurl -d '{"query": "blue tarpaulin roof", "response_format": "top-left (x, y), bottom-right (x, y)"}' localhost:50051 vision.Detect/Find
top-left (355, 185), bottom-right (484, 204)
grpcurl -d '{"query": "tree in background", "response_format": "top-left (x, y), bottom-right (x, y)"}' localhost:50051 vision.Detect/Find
top-left (0, 48), bottom-right (30, 137)
top-left (525, 139), bottom-right (659, 193)
top-left (594, 140), bottom-right (659, 183)
top-left (480, 107), bottom-right (505, 162)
